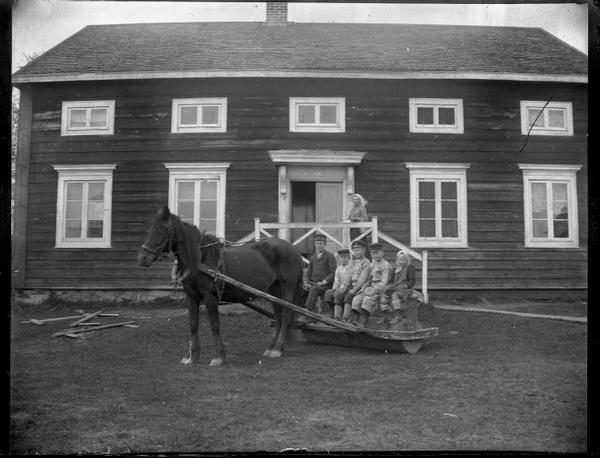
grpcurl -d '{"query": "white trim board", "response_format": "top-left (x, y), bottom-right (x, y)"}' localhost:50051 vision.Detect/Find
top-left (12, 70), bottom-right (588, 84)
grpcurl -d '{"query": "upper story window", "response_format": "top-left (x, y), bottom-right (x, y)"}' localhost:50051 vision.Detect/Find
top-left (61, 101), bottom-right (115, 136)
top-left (53, 164), bottom-right (116, 248)
top-left (164, 163), bottom-right (231, 238)
top-left (406, 163), bottom-right (470, 248)
top-left (171, 98), bottom-right (227, 133)
top-left (520, 101), bottom-right (573, 136)
top-left (289, 97), bottom-right (345, 133)
top-left (409, 98), bottom-right (464, 134)
top-left (518, 164), bottom-right (581, 248)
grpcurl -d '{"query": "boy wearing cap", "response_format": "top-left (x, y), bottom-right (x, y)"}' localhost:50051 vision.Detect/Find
top-left (350, 242), bottom-right (391, 327)
top-left (300, 233), bottom-right (337, 319)
top-left (323, 248), bottom-right (352, 320)
top-left (342, 238), bottom-right (372, 322)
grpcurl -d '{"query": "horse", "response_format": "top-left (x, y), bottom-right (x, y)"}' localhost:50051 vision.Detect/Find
top-left (137, 206), bottom-right (305, 366)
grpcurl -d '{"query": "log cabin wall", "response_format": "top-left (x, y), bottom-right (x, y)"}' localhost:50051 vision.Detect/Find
top-left (23, 78), bottom-right (587, 290)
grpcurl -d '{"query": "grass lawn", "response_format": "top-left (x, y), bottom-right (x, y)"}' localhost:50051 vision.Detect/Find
top-left (10, 301), bottom-right (587, 453)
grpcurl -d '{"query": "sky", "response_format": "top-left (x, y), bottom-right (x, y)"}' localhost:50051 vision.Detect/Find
top-left (12, 1), bottom-right (589, 73)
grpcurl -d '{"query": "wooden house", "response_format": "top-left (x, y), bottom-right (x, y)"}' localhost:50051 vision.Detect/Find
top-left (12, 3), bottom-right (587, 300)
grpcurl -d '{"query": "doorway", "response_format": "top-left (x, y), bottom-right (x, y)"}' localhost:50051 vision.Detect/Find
top-left (291, 180), bottom-right (344, 256)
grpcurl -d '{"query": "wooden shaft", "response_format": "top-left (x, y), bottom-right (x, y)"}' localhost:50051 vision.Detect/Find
top-left (69, 310), bottom-right (103, 327)
top-left (422, 251), bottom-right (429, 304)
top-left (240, 301), bottom-right (275, 320)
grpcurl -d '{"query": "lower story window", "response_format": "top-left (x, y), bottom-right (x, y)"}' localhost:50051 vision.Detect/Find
top-left (53, 164), bottom-right (116, 248)
top-left (406, 163), bottom-right (470, 248)
top-left (519, 164), bottom-right (581, 248)
top-left (164, 162), bottom-right (230, 238)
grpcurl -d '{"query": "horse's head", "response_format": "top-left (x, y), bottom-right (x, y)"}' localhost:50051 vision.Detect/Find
top-left (137, 206), bottom-right (175, 267)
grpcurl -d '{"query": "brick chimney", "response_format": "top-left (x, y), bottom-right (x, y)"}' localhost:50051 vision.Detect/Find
top-left (265, 2), bottom-right (288, 25)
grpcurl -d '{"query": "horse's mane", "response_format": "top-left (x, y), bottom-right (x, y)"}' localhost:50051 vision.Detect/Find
top-left (171, 215), bottom-right (222, 270)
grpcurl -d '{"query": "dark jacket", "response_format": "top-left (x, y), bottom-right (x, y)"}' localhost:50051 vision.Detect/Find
top-left (305, 251), bottom-right (337, 285)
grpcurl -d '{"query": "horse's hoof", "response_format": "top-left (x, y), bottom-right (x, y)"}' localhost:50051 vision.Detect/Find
top-left (209, 357), bottom-right (223, 366)
top-left (267, 349), bottom-right (282, 358)
top-left (180, 357), bottom-right (193, 365)
top-left (263, 349), bottom-right (272, 357)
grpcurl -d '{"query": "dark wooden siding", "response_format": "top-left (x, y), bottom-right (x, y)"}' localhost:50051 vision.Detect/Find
top-left (23, 78), bottom-right (587, 290)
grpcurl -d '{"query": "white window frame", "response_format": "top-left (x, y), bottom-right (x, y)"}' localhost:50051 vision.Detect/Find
top-left (289, 97), bottom-right (346, 133)
top-left (171, 98), bottom-right (227, 133)
top-left (53, 164), bottom-right (116, 248)
top-left (409, 98), bottom-right (464, 134)
top-left (406, 163), bottom-right (470, 248)
top-left (520, 101), bottom-right (573, 136)
top-left (61, 100), bottom-right (115, 136)
top-left (164, 163), bottom-right (230, 238)
top-left (518, 164), bottom-right (581, 248)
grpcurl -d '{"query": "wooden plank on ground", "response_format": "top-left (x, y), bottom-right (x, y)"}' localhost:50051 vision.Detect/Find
top-left (434, 304), bottom-right (587, 323)
top-left (69, 310), bottom-right (103, 327)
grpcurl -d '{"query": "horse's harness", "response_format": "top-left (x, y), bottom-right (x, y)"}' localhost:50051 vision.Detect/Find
top-left (140, 219), bottom-right (227, 300)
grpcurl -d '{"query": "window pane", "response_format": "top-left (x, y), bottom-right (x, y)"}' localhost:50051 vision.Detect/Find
top-left (441, 219), bottom-right (458, 238)
top-left (438, 107), bottom-right (455, 125)
top-left (532, 220), bottom-right (548, 238)
top-left (419, 200), bottom-right (435, 219)
top-left (88, 182), bottom-right (104, 201)
top-left (531, 183), bottom-right (547, 218)
top-left (441, 182), bottom-right (457, 199)
top-left (553, 201), bottom-right (568, 220)
top-left (419, 220), bottom-right (436, 237)
top-left (66, 182), bottom-right (83, 200)
top-left (553, 220), bottom-right (569, 238)
top-left (297, 105), bottom-right (315, 124)
top-left (66, 201), bottom-right (82, 220)
top-left (178, 181), bottom-right (195, 200)
top-left (548, 109), bottom-right (566, 129)
top-left (419, 181), bottom-right (435, 199)
top-left (201, 105), bottom-right (220, 125)
top-left (180, 106), bottom-right (198, 125)
top-left (200, 219), bottom-right (217, 234)
top-left (66, 220), bottom-right (82, 238)
top-left (527, 108), bottom-right (544, 128)
top-left (417, 107), bottom-right (434, 125)
top-left (87, 220), bottom-right (103, 238)
top-left (90, 108), bottom-right (107, 127)
top-left (178, 201), bottom-right (195, 221)
top-left (199, 200), bottom-right (217, 220)
top-left (200, 181), bottom-right (218, 200)
top-left (319, 105), bottom-right (337, 124)
top-left (69, 109), bottom-right (87, 128)
top-left (552, 183), bottom-right (568, 202)
top-left (87, 201), bottom-right (104, 221)
top-left (442, 200), bottom-right (457, 219)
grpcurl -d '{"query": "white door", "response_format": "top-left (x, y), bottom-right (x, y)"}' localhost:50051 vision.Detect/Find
top-left (316, 182), bottom-right (344, 253)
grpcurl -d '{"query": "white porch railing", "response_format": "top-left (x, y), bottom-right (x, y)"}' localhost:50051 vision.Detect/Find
top-left (236, 216), bottom-right (429, 304)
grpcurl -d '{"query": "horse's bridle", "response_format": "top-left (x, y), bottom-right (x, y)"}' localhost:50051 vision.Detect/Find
top-left (140, 220), bottom-right (176, 260)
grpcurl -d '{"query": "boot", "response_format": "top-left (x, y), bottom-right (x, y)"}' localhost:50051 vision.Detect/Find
top-left (333, 305), bottom-right (343, 321)
top-left (357, 309), bottom-right (370, 327)
top-left (342, 304), bottom-right (352, 322)
top-left (388, 310), bottom-right (402, 325)
top-left (375, 311), bottom-right (392, 326)
top-left (349, 309), bottom-right (360, 324)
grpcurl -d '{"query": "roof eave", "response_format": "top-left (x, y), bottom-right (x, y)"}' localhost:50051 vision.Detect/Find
top-left (12, 70), bottom-right (588, 85)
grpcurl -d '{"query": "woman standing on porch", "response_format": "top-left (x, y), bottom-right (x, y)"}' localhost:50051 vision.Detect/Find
top-left (347, 193), bottom-right (368, 243)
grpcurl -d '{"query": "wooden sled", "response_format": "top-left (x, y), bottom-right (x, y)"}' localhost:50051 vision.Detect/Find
top-left (205, 267), bottom-right (438, 354)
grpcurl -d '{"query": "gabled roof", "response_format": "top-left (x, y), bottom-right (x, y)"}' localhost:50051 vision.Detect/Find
top-left (12, 22), bottom-right (588, 84)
